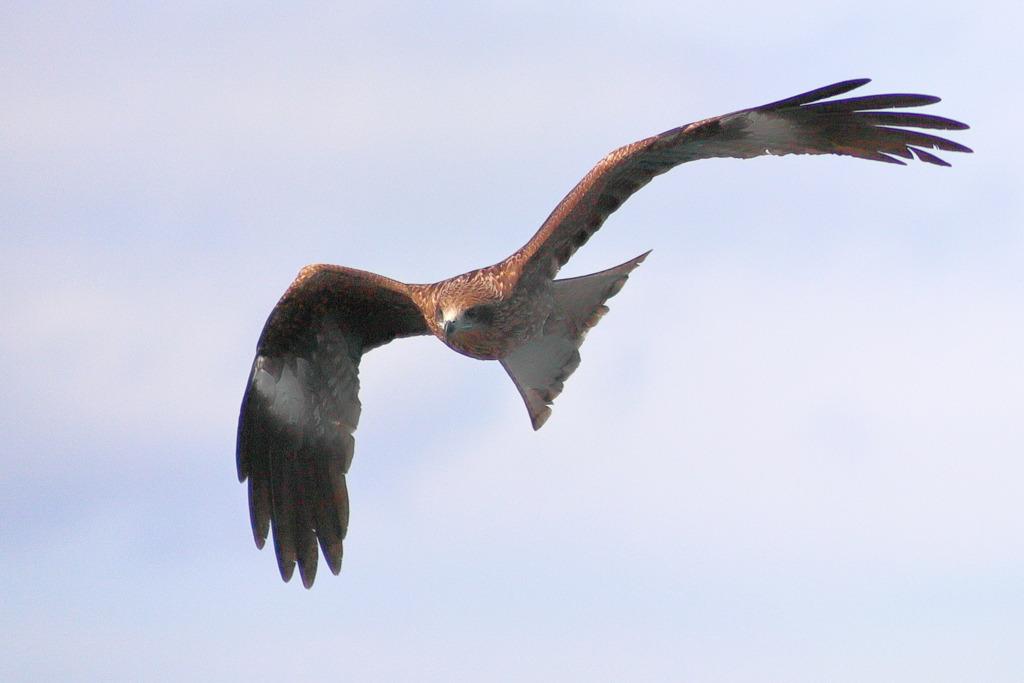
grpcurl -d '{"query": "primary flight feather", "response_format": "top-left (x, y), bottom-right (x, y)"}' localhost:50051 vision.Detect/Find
top-left (237, 79), bottom-right (971, 587)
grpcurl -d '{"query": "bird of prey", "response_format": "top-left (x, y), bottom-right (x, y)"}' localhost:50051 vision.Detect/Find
top-left (237, 79), bottom-right (970, 587)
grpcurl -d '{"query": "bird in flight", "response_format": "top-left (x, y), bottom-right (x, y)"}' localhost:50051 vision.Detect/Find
top-left (237, 79), bottom-right (971, 587)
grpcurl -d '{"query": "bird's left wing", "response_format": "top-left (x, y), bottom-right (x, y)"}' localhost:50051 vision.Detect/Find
top-left (511, 78), bottom-right (971, 283)
top-left (237, 265), bottom-right (431, 587)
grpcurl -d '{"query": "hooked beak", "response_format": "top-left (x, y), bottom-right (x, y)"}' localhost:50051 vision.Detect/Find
top-left (443, 319), bottom-right (455, 339)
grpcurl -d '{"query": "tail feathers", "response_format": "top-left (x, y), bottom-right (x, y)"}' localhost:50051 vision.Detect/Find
top-left (501, 251), bottom-right (650, 430)
top-left (501, 336), bottom-right (580, 430)
top-left (550, 250), bottom-right (650, 337)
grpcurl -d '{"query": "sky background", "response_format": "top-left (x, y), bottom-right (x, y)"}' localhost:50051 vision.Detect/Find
top-left (1, 1), bottom-right (1021, 681)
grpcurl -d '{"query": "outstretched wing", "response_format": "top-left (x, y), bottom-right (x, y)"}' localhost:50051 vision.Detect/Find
top-left (237, 265), bottom-right (430, 587)
top-left (512, 79), bottom-right (971, 282)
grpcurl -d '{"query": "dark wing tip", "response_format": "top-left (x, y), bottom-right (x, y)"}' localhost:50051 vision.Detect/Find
top-left (805, 93), bottom-right (943, 111)
top-left (322, 540), bottom-right (343, 575)
top-left (277, 555), bottom-right (296, 583)
top-left (760, 78), bottom-right (871, 109)
top-left (856, 112), bottom-right (970, 131)
top-left (911, 147), bottom-right (953, 166)
top-left (757, 80), bottom-right (971, 166)
top-left (299, 560), bottom-right (317, 589)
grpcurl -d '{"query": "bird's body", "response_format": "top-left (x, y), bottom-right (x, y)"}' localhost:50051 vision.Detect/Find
top-left (237, 79), bottom-right (971, 587)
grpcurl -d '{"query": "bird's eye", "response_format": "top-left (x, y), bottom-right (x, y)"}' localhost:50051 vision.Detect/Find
top-left (463, 305), bottom-right (494, 324)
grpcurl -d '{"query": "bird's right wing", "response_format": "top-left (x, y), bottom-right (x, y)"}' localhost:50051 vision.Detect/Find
top-left (510, 78), bottom-right (971, 283)
top-left (237, 265), bottom-right (431, 587)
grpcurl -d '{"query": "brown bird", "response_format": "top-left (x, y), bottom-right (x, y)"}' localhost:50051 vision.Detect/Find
top-left (237, 79), bottom-right (971, 587)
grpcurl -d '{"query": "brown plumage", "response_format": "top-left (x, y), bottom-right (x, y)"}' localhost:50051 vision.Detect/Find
top-left (237, 79), bottom-right (971, 587)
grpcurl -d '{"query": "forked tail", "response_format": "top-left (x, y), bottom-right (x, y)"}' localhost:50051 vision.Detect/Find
top-left (501, 251), bottom-right (650, 429)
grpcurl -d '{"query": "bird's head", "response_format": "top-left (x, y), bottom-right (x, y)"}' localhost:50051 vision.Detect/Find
top-left (429, 266), bottom-right (518, 359)
top-left (437, 299), bottom-right (501, 359)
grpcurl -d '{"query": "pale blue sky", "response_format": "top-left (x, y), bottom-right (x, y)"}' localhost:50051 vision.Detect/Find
top-left (1, 2), bottom-right (1021, 681)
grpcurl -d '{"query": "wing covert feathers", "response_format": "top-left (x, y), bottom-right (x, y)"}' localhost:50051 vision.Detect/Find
top-left (237, 265), bottom-right (430, 587)
top-left (502, 252), bottom-right (649, 429)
